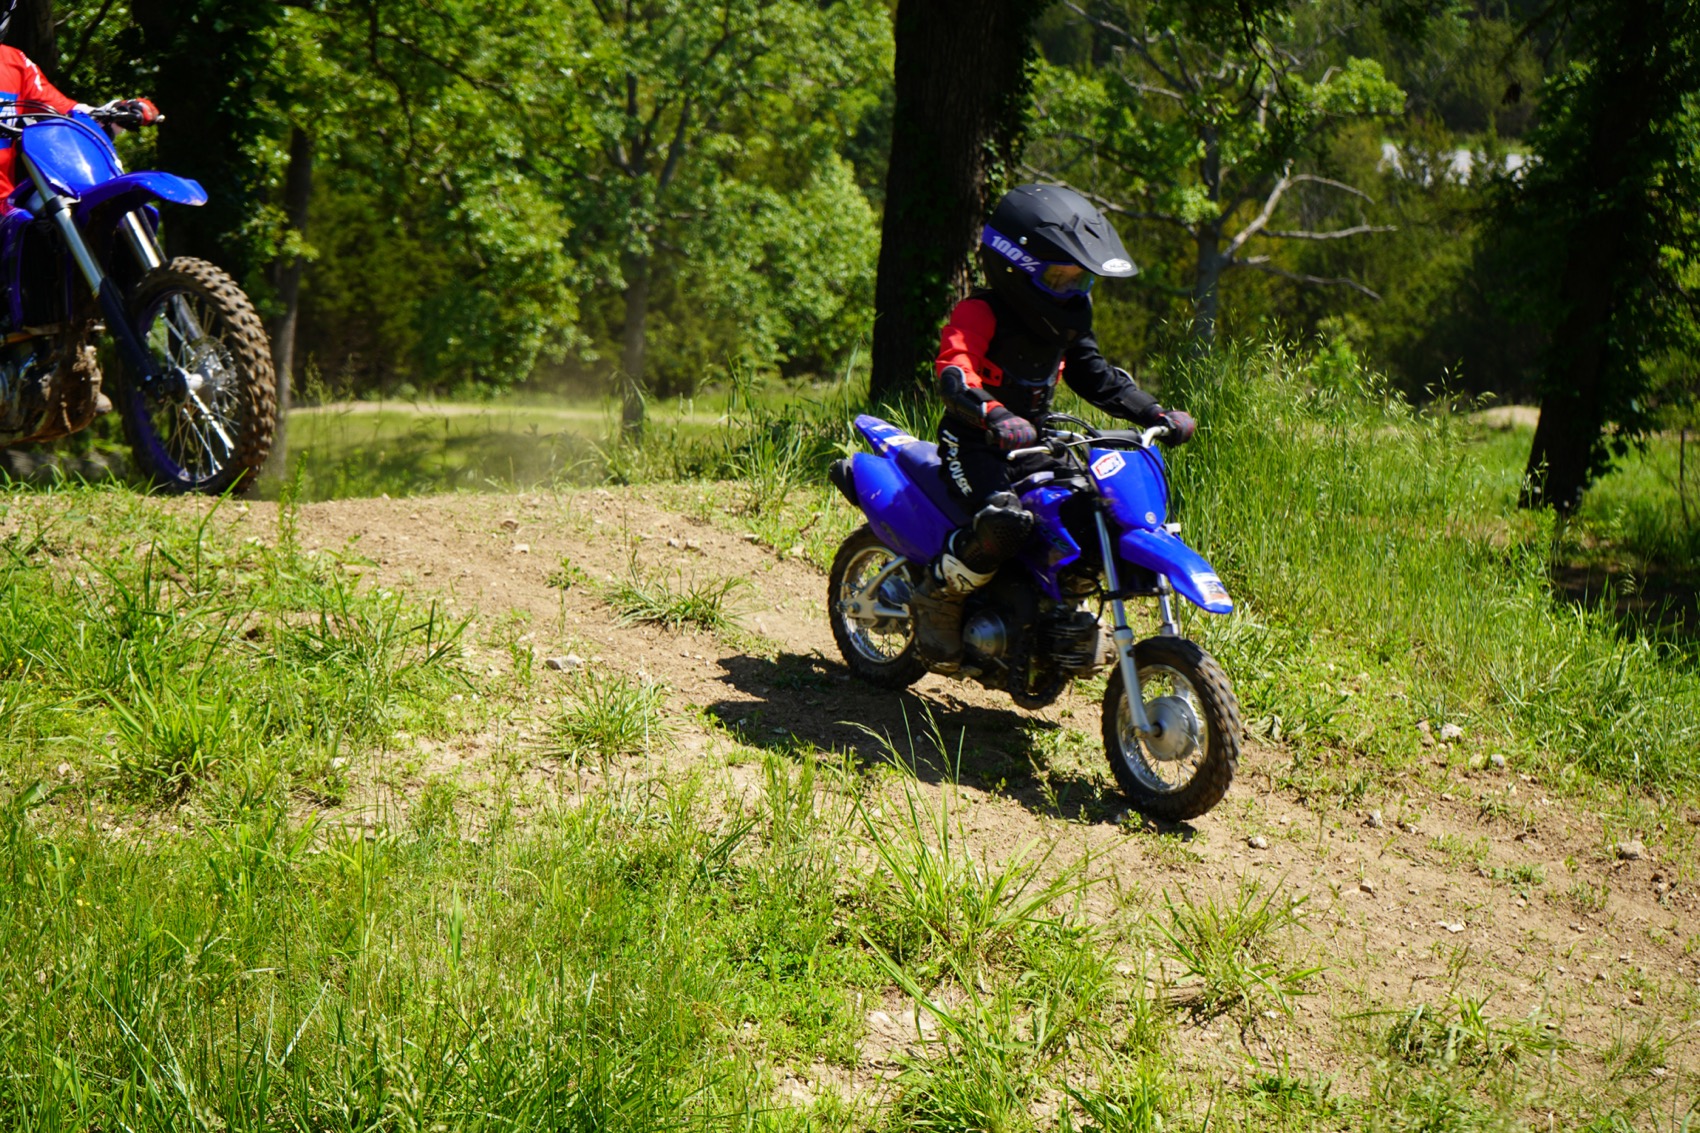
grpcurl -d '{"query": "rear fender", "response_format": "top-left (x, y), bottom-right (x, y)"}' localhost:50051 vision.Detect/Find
top-left (851, 451), bottom-right (951, 563)
top-left (1117, 527), bottom-right (1233, 614)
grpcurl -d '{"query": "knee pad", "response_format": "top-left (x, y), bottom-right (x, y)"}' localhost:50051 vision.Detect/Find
top-left (971, 493), bottom-right (1034, 558)
top-left (949, 494), bottom-right (1033, 572)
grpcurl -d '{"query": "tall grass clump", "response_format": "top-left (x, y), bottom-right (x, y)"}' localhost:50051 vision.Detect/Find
top-left (0, 759), bottom-right (880, 1129)
top-left (1148, 336), bottom-right (1700, 792)
top-left (0, 484), bottom-right (468, 809)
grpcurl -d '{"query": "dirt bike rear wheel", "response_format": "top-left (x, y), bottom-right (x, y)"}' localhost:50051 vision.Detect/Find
top-left (118, 258), bottom-right (276, 495)
top-left (828, 525), bottom-right (926, 689)
top-left (1102, 636), bottom-right (1240, 822)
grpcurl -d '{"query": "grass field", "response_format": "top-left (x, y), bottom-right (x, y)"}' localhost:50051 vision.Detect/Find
top-left (2, 339), bottom-right (1697, 1129)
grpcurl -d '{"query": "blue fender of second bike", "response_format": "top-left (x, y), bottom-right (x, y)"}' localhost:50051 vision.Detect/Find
top-left (74, 172), bottom-right (207, 224)
top-left (850, 451), bottom-right (951, 564)
top-left (1117, 527), bottom-right (1234, 614)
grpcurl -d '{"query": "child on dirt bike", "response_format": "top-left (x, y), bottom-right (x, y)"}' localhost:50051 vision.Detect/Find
top-left (0, 0), bottom-right (159, 208)
top-left (909, 183), bottom-right (1196, 668)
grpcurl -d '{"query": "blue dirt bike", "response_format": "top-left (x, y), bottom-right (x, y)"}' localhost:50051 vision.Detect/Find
top-left (0, 101), bottom-right (275, 493)
top-left (827, 412), bottom-right (1242, 820)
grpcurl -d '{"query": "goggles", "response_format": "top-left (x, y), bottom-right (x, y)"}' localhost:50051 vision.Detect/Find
top-left (982, 225), bottom-right (1096, 298)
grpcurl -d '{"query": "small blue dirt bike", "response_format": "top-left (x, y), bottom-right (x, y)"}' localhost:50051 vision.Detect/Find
top-left (0, 101), bottom-right (275, 493)
top-left (827, 412), bottom-right (1243, 821)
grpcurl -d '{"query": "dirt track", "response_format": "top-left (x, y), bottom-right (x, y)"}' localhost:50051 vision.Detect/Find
top-left (232, 485), bottom-right (1698, 1096)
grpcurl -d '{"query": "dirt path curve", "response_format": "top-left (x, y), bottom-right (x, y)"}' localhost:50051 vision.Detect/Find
top-left (237, 486), bottom-right (1698, 1090)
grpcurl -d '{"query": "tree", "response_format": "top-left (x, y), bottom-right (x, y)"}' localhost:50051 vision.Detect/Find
top-left (278, 0), bottom-right (580, 392)
top-left (551, 0), bottom-right (883, 434)
top-left (1028, 0), bottom-right (1404, 344)
top-left (866, 0), bottom-right (1053, 405)
top-left (10, 0), bottom-right (57, 78)
top-left (1509, 0), bottom-right (1700, 511)
top-left (129, 0), bottom-right (285, 278)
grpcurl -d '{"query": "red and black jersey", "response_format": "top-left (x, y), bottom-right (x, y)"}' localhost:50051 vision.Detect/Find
top-left (0, 47), bottom-right (80, 202)
top-left (934, 290), bottom-right (1158, 441)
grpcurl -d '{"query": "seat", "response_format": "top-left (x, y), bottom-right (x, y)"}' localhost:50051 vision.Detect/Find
top-left (893, 440), bottom-right (971, 527)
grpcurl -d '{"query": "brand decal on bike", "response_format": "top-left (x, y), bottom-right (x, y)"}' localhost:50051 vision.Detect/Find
top-left (1192, 572), bottom-right (1230, 604)
top-left (1090, 451), bottom-right (1126, 480)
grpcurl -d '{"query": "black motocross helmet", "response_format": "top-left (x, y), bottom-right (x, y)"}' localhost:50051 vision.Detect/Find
top-left (978, 183), bottom-right (1137, 341)
top-left (0, 1), bottom-right (15, 41)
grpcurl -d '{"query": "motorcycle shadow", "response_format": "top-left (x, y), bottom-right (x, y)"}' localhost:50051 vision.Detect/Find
top-left (706, 649), bottom-right (1140, 828)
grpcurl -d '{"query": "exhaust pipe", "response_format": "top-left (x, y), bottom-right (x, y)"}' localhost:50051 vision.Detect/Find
top-left (828, 458), bottom-right (859, 508)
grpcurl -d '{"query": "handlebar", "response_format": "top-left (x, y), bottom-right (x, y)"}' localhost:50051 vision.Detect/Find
top-left (1004, 424), bottom-right (1170, 462)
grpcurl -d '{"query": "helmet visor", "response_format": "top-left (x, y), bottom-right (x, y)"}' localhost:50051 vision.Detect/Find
top-left (982, 225), bottom-right (1097, 298)
top-left (1038, 262), bottom-right (1093, 298)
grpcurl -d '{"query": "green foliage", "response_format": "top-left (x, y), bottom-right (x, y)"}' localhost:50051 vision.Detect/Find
top-left (1030, 0), bottom-right (1405, 344)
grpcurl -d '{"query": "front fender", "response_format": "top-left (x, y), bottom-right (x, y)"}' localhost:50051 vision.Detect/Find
top-left (1117, 527), bottom-right (1233, 614)
top-left (73, 172), bottom-right (207, 225)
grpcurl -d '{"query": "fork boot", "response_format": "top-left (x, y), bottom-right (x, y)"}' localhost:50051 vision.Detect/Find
top-left (910, 541), bottom-right (995, 667)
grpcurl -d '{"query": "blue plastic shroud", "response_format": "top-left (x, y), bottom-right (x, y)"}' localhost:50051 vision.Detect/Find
top-left (843, 414), bottom-right (1233, 614)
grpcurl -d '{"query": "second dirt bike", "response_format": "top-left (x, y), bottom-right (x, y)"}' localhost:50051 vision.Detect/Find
top-left (0, 101), bottom-right (275, 493)
top-left (826, 412), bottom-right (1242, 821)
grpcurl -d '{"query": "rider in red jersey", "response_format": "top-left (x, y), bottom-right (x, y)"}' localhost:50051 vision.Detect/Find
top-left (0, 0), bottom-right (159, 207)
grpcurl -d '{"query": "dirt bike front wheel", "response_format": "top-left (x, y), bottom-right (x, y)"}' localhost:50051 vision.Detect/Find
top-left (828, 525), bottom-right (926, 690)
top-left (118, 258), bottom-right (277, 495)
top-left (1102, 636), bottom-right (1241, 822)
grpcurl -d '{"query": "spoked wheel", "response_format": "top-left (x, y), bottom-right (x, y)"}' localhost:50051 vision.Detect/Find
top-left (1102, 636), bottom-right (1241, 822)
top-left (828, 525), bottom-right (926, 689)
top-left (119, 257), bottom-right (276, 494)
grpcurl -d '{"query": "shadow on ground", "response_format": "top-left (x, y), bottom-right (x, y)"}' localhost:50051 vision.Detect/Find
top-left (706, 649), bottom-right (1169, 828)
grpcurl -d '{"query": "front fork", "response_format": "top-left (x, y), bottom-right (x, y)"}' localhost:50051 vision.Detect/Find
top-left (18, 149), bottom-right (159, 386)
top-left (1095, 510), bottom-right (1155, 737)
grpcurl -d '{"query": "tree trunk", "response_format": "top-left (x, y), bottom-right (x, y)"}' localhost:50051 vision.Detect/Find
top-left (868, 0), bottom-right (1052, 405)
top-left (1520, 211), bottom-right (1623, 512)
top-left (11, 0), bottom-right (57, 80)
top-left (619, 250), bottom-right (652, 437)
top-left (265, 126), bottom-right (312, 479)
top-left (1189, 125), bottom-right (1223, 347)
top-left (1191, 224), bottom-right (1224, 345)
top-left (1520, 1), bottom-right (1658, 512)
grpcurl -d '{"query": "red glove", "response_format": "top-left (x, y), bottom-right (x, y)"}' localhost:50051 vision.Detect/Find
top-left (986, 405), bottom-right (1038, 452)
top-left (1157, 410), bottom-right (1196, 445)
top-left (95, 99), bottom-right (163, 129)
top-left (125, 99), bottom-right (163, 125)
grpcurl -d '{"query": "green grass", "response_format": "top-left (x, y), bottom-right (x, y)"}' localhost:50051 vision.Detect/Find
top-left (549, 668), bottom-right (674, 762)
top-left (5, 336), bottom-right (1698, 1128)
top-left (608, 563), bottom-right (749, 634)
top-left (1139, 337), bottom-right (1700, 797)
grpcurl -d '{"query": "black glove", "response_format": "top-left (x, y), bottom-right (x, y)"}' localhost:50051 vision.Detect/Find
top-left (986, 406), bottom-right (1038, 452)
top-left (1157, 409), bottom-right (1196, 446)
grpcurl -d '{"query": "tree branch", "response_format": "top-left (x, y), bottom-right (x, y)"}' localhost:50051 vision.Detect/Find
top-left (1262, 224), bottom-right (1397, 240)
top-left (1240, 260), bottom-right (1382, 300)
top-left (1018, 163), bottom-right (1196, 235)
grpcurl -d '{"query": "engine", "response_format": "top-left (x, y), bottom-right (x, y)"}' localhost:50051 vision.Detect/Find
top-left (957, 566), bottom-right (1109, 678)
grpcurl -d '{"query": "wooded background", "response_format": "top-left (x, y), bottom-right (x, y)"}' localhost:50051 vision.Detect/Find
top-left (19, 0), bottom-right (1700, 508)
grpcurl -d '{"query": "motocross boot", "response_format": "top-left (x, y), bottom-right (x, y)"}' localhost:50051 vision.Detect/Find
top-left (910, 494), bottom-right (1034, 667)
top-left (910, 541), bottom-right (994, 667)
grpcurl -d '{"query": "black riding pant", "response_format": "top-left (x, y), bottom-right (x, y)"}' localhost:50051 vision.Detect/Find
top-left (936, 425), bottom-right (1067, 508)
top-left (935, 424), bottom-right (1073, 574)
